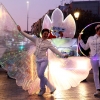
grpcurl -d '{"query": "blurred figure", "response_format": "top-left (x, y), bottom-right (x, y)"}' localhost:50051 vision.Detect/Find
top-left (78, 24), bottom-right (100, 96)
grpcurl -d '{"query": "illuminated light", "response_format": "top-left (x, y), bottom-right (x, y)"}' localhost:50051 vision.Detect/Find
top-left (73, 44), bottom-right (78, 47)
top-left (78, 83), bottom-right (88, 95)
top-left (80, 32), bottom-right (83, 34)
top-left (26, 1), bottom-right (29, 4)
top-left (42, 14), bottom-right (52, 29)
top-left (74, 11), bottom-right (80, 20)
top-left (47, 52), bottom-right (91, 92)
top-left (42, 8), bottom-right (76, 38)
top-left (63, 14), bottom-right (76, 38)
top-left (0, 8), bottom-right (2, 18)
top-left (54, 90), bottom-right (66, 99)
top-left (51, 38), bottom-right (77, 48)
top-left (19, 45), bottom-right (24, 50)
top-left (29, 54), bottom-right (34, 79)
top-left (75, 59), bottom-right (90, 70)
top-left (51, 8), bottom-right (64, 26)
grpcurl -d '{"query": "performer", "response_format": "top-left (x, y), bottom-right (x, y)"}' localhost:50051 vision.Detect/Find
top-left (0, 7), bottom-right (92, 96)
top-left (78, 24), bottom-right (100, 96)
top-left (0, 26), bottom-right (92, 96)
top-left (17, 25), bottom-right (68, 96)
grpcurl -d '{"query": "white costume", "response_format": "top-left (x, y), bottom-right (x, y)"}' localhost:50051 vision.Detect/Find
top-left (79, 34), bottom-right (100, 90)
top-left (0, 40), bottom-right (92, 95)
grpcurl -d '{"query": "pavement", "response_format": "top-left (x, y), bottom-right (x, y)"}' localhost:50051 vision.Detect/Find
top-left (0, 68), bottom-right (100, 100)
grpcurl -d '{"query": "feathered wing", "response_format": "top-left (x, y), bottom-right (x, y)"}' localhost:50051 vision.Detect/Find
top-left (0, 3), bottom-right (16, 59)
top-left (19, 42), bottom-right (92, 94)
top-left (0, 3), bottom-right (25, 71)
top-left (47, 49), bottom-right (92, 90)
top-left (0, 3), bottom-right (25, 59)
top-left (0, 3), bottom-right (40, 94)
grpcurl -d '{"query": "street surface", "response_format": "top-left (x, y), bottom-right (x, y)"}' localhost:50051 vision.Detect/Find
top-left (0, 68), bottom-right (100, 100)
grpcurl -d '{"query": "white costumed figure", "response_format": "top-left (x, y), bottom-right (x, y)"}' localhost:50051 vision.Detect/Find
top-left (0, 4), bottom-right (92, 96)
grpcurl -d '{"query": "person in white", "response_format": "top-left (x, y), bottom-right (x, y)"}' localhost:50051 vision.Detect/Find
top-left (78, 24), bottom-right (100, 96)
top-left (17, 25), bottom-right (68, 96)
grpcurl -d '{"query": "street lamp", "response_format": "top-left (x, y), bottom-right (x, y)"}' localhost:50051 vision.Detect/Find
top-left (26, 0), bottom-right (29, 32)
top-left (74, 11), bottom-right (80, 38)
top-left (74, 11), bottom-right (80, 20)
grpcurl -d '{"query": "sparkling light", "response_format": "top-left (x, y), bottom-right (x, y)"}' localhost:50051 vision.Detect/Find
top-left (19, 45), bottom-right (24, 50)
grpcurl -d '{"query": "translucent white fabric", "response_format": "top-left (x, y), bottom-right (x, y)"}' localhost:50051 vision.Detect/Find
top-left (47, 49), bottom-right (92, 90)
top-left (27, 46), bottom-right (92, 94)
top-left (0, 43), bottom-right (92, 95)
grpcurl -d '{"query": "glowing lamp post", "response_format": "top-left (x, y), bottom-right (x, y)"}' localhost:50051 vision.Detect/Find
top-left (74, 11), bottom-right (80, 20)
top-left (26, 1), bottom-right (29, 32)
top-left (74, 11), bottom-right (80, 38)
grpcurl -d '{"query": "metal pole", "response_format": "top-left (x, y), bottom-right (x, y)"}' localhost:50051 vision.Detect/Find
top-left (26, 1), bottom-right (29, 32)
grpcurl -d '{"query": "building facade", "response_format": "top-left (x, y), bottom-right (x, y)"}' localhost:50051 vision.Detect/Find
top-left (31, 10), bottom-right (54, 37)
top-left (71, 1), bottom-right (100, 17)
